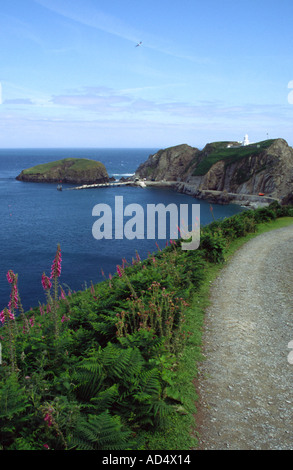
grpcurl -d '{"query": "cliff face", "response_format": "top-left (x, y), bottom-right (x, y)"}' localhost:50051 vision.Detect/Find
top-left (16, 158), bottom-right (109, 184)
top-left (135, 139), bottom-right (293, 201)
top-left (135, 144), bottom-right (200, 181)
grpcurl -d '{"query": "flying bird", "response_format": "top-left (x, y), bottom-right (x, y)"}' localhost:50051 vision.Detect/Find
top-left (135, 41), bottom-right (142, 47)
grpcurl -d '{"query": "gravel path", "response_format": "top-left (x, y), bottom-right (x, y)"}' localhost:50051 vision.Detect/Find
top-left (195, 225), bottom-right (293, 450)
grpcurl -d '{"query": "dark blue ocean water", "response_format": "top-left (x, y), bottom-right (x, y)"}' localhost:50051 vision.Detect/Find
top-left (0, 148), bottom-right (244, 312)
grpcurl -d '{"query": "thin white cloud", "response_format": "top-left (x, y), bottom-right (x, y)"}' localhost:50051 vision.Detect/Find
top-left (4, 98), bottom-right (34, 105)
top-left (48, 86), bottom-right (293, 125)
top-left (33, 0), bottom-right (207, 63)
top-left (33, 0), bottom-right (140, 43)
top-left (51, 90), bottom-right (131, 110)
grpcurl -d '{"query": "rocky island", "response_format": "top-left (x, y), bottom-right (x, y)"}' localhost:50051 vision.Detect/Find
top-left (134, 138), bottom-right (293, 206)
top-left (16, 158), bottom-right (110, 185)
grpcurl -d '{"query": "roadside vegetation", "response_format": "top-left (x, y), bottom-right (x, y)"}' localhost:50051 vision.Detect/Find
top-left (0, 201), bottom-right (292, 450)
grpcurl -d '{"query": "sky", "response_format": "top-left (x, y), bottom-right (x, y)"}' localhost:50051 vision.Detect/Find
top-left (1, 0), bottom-right (293, 149)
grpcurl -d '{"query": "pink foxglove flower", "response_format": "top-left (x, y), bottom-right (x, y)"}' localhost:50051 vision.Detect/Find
top-left (42, 273), bottom-right (52, 291)
top-left (6, 270), bottom-right (16, 284)
top-left (60, 288), bottom-right (66, 300)
top-left (50, 244), bottom-right (62, 279)
top-left (155, 242), bottom-right (161, 252)
top-left (7, 309), bottom-right (15, 321)
top-left (116, 265), bottom-right (123, 278)
top-left (8, 284), bottom-right (19, 311)
top-left (44, 413), bottom-right (53, 427)
top-left (0, 310), bottom-right (5, 324)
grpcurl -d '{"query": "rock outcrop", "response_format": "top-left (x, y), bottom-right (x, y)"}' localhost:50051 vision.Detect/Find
top-left (16, 158), bottom-right (109, 184)
top-left (134, 138), bottom-right (293, 203)
top-left (135, 144), bottom-right (200, 181)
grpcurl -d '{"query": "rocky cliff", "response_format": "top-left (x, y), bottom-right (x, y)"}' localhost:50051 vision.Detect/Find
top-left (16, 158), bottom-right (109, 184)
top-left (135, 144), bottom-right (200, 181)
top-left (134, 139), bottom-right (293, 203)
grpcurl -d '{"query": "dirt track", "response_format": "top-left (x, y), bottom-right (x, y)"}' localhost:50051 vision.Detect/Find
top-left (195, 225), bottom-right (293, 450)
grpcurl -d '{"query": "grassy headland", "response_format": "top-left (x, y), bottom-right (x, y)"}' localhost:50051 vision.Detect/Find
top-left (22, 158), bottom-right (105, 175)
top-left (16, 158), bottom-right (109, 184)
top-left (193, 140), bottom-right (275, 176)
top-left (0, 202), bottom-right (292, 450)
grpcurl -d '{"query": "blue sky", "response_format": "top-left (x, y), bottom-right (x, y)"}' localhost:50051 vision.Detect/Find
top-left (1, 0), bottom-right (293, 148)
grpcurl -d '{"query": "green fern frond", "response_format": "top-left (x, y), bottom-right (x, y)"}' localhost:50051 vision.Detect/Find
top-left (72, 350), bottom-right (106, 402)
top-left (139, 369), bottom-right (161, 397)
top-left (102, 344), bottom-right (144, 382)
top-left (89, 384), bottom-right (119, 412)
top-left (72, 412), bottom-right (134, 450)
top-left (0, 374), bottom-right (30, 420)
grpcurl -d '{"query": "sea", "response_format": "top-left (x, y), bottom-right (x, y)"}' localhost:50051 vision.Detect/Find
top-left (0, 148), bottom-right (245, 312)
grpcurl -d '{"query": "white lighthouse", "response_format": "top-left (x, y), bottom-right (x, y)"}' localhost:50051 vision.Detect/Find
top-left (242, 134), bottom-right (250, 146)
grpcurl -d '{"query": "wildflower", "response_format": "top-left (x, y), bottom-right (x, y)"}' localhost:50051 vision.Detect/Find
top-left (43, 444), bottom-right (50, 450)
top-left (116, 265), bottom-right (123, 278)
top-left (44, 413), bottom-right (53, 427)
top-left (0, 310), bottom-right (5, 324)
top-left (42, 273), bottom-right (52, 291)
top-left (50, 244), bottom-right (62, 279)
top-left (7, 275), bottom-right (19, 312)
top-left (7, 308), bottom-right (15, 321)
top-left (6, 270), bottom-right (16, 284)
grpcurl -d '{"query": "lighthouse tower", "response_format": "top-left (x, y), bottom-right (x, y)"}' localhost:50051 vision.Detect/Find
top-left (242, 134), bottom-right (250, 146)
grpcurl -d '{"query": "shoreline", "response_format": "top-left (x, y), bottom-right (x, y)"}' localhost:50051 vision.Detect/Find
top-left (130, 179), bottom-right (279, 209)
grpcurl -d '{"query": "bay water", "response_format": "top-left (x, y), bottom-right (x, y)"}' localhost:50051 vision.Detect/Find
top-left (0, 148), bottom-right (244, 312)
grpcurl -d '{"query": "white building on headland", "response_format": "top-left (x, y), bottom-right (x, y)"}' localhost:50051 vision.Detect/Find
top-left (227, 134), bottom-right (253, 148)
top-left (242, 134), bottom-right (250, 146)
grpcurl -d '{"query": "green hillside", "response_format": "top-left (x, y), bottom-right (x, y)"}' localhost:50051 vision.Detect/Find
top-left (22, 158), bottom-right (105, 175)
top-left (193, 139), bottom-right (275, 176)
